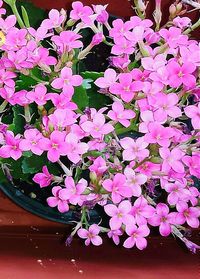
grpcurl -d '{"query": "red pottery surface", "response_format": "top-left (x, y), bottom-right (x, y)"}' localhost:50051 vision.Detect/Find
top-left (0, 192), bottom-right (200, 279)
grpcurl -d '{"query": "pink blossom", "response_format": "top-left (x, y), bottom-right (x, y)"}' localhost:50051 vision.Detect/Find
top-left (91, 32), bottom-right (104, 46)
top-left (104, 200), bottom-right (135, 230)
top-left (144, 123), bottom-right (174, 147)
top-left (59, 177), bottom-right (87, 206)
top-left (70, 1), bottom-right (93, 22)
top-left (52, 31), bottom-right (83, 53)
top-left (0, 69), bottom-right (16, 88)
top-left (167, 61), bottom-right (196, 88)
top-left (123, 224), bottom-right (150, 250)
top-left (164, 182), bottom-right (190, 205)
top-left (153, 93), bottom-right (182, 122)
top-left (51, 67), bottom-right (82, 97)
top-left (81, 113), bottom-right (114, 138)
top-left (28, 27), bottom-right (52, 42)
top-left (65, 133), bottom-right (88, 164)
top-left (110, 73), bottom-right (143, 103)
top-left (26, 84), bottom-right (48, 106)
top-left (0, 0), bottom-right (6, 16)
top-left (141, 54), bottom-right (166, 72)
top-left (124, 168), bottom-right (147, 197)
top-left (173, 17), bottom-right (191, 29)
top-left (47, 186), bottom-right (69, 213)
top-left (0, 131), bottom-right (22, 160)
top-left (159, 147), bottom-right (185, 173)
top-left (46, 93), bottom-right (77, 110)
top-left (78, 224), bottom-right (102, 246)
top-left (111, 37), bottom-right (135, 55)
top-left (110, 55), bottom-right (130, 70)
top-left (33, 166), bottom-right (53, 188)
top-left (39, 131), bottom-right (68, 163)
top-left (108, 102), bottom-right (136, 127)
top-left (109, 19), bottom-right (133, 40)
top-left (184, 103), bottom-right (200, 130)
top-left (182, 155), bottom-right (200, 178)
top-left (89, 156), bottom-right (107, 176)
top-left (4, 28), bottom-right (27, 51)
top-left (7, 49), bottom-right (33, 70)
top-left (136, 161), bottom-right (160, 177)
top-left (159, 27), bottom-right (188, 49)
top-left (107, 229), bottom-right (123, 245)
top-left (148, 203), bottom-right (175, 236)
top-left (120, 136), bottom-right (149, 161)
top-left (131, 197), bottom-right (155, 225)
top-left (0, 87), bottom-right (15, 105)
top-left (102, 174), bottom-right (132, 203)
top-left (48, 108), bottom-right (77, 130)
top-left (0, 15), bottom-right (16, 34)
top-left (92, 4), bottom-right (109, 24)
top-left (95, 69), bottom-right (117, 88)
top-left (41, 9), bottom-right (65, 29)
top-left (175, 202), bottom-right (200, 228)
top-left (19, 129), bottom-right (43, 155)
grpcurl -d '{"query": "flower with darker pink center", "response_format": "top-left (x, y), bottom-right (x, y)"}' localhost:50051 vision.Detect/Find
top-left (175, 201), bottom-right (200, 228)
top-left (110, 73), bottom-right (143, 102)
top-left (33, 166), bottom-right (53, 188)
top-left (39, 131), bottom-right (68, 163)
top-left (108, 101), bottom-right (136, 127)
top-left (51, 67), bottom-right (82, 97)
top-left (51, 31), bottom-right (83, 53)
top-left (19, 128), bottom-right (43, 155)
top-left (47, 186), bottom-right (69, 213)
top-left (184, 103), bottom-right (200, 130)
top-left (104, 200), bottom-right (135, 230)
top-left (81, 113), bottom-right (114, 139)
top-left (124, 167), bottom-right (147, 197)
top-left (102, 173), bottom-right (132, 203)
top-left (0, 131), bottom-right (22, 160)
top-left (123, 224), bottom-right (150, 250)
top-left (164, 182), bottom-right (190, 206)
top-left (131, 196), bottom-right (155, 225)
top-left (78, 224), bottom-right (102, 246)
top-left (182, 155), bottom-right (200, 178)
top-left (148, 203), bottom-right (175, 236)
top-left (159, 147), bottom-right (185, 174)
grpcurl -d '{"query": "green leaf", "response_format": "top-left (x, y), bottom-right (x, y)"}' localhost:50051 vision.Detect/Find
top-left (22, 154), bottom-right (47, 174)
top-left (81, 71), bottom-right (104, 80)
top-left (15, 68), bottom-right (43, 91)
top-left (73, 85), bottom-right (89, 110)
top-left (21, 6), bottom-right (30, 27)
top-left (8, 106), bottom-right (25, 134)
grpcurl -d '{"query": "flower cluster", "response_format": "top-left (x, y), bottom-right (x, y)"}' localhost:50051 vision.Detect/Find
top-left (0, 0), bottom-right (199, 251)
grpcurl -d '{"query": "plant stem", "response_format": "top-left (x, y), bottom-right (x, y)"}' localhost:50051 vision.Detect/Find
top-left (184, 18), bottom-right (200, 35)
top-left (5, 0), bottom-right (25, 28)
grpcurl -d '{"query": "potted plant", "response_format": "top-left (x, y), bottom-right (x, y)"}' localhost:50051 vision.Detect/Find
top-left (0, 0), bottom-right (199, 252)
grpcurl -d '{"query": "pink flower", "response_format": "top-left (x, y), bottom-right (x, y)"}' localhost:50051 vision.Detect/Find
top-left (153, 93), bottom-right (182, 122)
top-left (131, 197), bottom-right (155, 225)
top-left (167, 61), bottom-right (196, 88)
top-left (26, 84), bottom-right (48, 106)
top-left (111, 37), bottom-right (135, 55)
top-left (95, 69), bottom-right (117, 88)
top-left (124, 168), bottom-right (147, 197)
top-left (52, 31), bottom-right (83, 53)
top-left (51, 67), bottom-right (82, 97)
top-left (120, 136), bottom-right (149, 161)
top-left (59, 177), bottom-right (87, 206)
top-left (92, 4), bottom-right (109, 24)
top-left (184, 103), bottom-right (200, 130)
top-left (164, 182), bottom-right (190, 205)
top-left (123, 224), bottom-right (150, 250)
top-left (46, 93), bottom-right (77, 110)
top-left (173, 17), bottom-right (191, 29)
top-left (70, 1), bottom-right (93, 22)
top-left (175, 202), bottom-right (200, 228)
top-left (159, 27), bottom-right (188, 49)
top-left (107, 229), bottom-right (123, 245)
top-left (182, 155), bottom-right (200, 178)
top-left (136, 161), bottom-right (160, 177)
top-left (144, 122), bottom-right (174, 147)
top-left (104, 200), bottom-right (135, 230)
top-left (89, 156), bottom-right (107, 176)
top-left (33, 166), bottom-right (53, 188)
top-left (0, 15), bottom-right (16, 33)
top-left (110, 73), bottom-right (143, 102)
top-left (159, 147), bottom-right (185, 173)
top-left (19, 129), bottom-right (43, 155)
top-left (47, 186), bottom-right (69, 213)
top-left (39, 131), bottom-right (68, 163)
top-left (5, 28), bottom-right (27, 51)
top-left (108, 102), bottom-right (136, 127)
top-left (81, 113), bottom-right (114, 138)
top-left (148, 203), bottom-right (175, 236)
top-left (78, 224), bottom-right (102, 246)
top-left (109, 19), bottom-right (132, 40)
top-left (0, 131), bottom-right (22, 160)
top-left (41, 9), bottom-right (65, 29)
top-left (65, 133), bottom-right (88, 164)
top-left (0, 69), bottom-right (16, 88)
top-left (102, 174), bottom-right (132, 203)
top-left (48, 108), bottom-right (77, 129)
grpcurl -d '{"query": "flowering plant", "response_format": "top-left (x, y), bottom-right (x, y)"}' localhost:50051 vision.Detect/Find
top-left (0, 0), bottom-right (200, 252)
